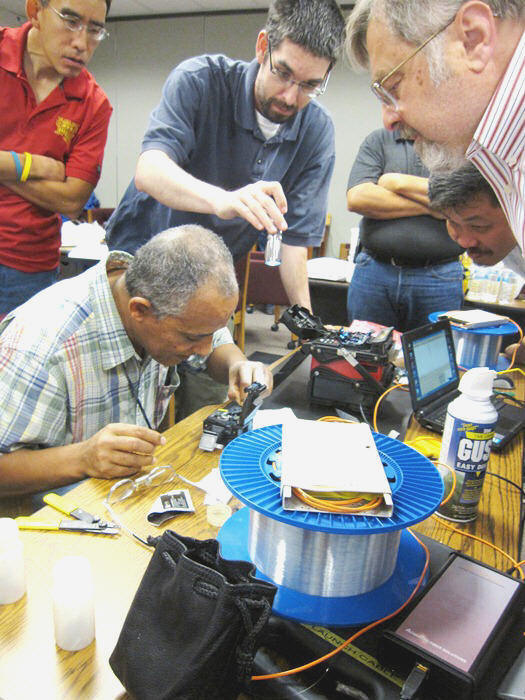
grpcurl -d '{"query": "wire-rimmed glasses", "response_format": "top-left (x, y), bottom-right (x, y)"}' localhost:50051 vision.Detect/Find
top-left (103, 465), bottom-right (176, 545)
top-left (105, 465), bottom-right (176, 507)
top-left (370, 17), bottom-right (456, 110)
top-left (268, 40), bottom-right (332, 99)
top-left (45, 3), bottom-right (109, 42)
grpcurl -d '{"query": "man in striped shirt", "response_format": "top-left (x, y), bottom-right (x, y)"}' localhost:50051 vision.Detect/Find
top-left (0, 225), bottom-right (272, 496)
top-left (345, 1), bottom-right (524, 257)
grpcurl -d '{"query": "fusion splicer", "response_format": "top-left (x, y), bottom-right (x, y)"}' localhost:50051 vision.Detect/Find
top-left (198, 382), bottom-right (266, 452)
top-left (279, 305), bottom-right (395, 415)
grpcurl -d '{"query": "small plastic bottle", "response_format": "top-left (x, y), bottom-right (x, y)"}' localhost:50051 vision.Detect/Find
top-left (498, 269), bottom-right (517, 304)
top-left (0, 518), bottom-right (26, 604)
top-left (52, 555), bottom-right (95, 651)
top-left (467, 267), bottom-right (481, 301)
top-left (485, 269), bottom-right (501, 302)
top-left (438, 367), bottom-right (498, 522)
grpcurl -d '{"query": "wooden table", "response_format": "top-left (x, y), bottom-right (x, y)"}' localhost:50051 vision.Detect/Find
top-left (0, 373), bottom-right (523, 699)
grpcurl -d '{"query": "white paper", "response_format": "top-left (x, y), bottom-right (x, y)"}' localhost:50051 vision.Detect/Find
top-left (253, 407), bottom-right (298, 430)
top-left (281, 420), bottom-right (390, 493)
top-left (307, 257), bottom-right (352, 282)
top-left (197, 468), bottom-right (233, 505)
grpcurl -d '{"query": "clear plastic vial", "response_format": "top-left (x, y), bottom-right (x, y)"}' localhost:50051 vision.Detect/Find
top-left (265, 230), bottom-right (282, 266)
top-left (53, 555), bottom-right (95, 651)
top-left (0, 518), bottom-right (26, 604)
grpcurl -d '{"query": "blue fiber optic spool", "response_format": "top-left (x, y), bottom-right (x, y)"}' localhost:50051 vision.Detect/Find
top-left (217, 425), bottom-right (443, 627)
top-left (429, 311), bottom-right (515, 371)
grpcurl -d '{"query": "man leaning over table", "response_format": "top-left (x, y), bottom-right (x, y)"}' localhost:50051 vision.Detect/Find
top-left (0, 0), bottom-right (113, 318)
top-left (0, 225), bottom-right (273, 496)
top-left (105, 0), bottom-right (346, 313)
top-left (345, 0), bottom-right (524, 257)
top-left (429, 163), bottom-right (525, 364)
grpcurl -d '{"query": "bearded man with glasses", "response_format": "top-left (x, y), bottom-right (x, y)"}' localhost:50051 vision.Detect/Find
top-left (346, 0), bottom-right (525, 272)
top-left (0, 0), bottom-right (112, 318)
top-left (106, 0), bottom-right (345, 315)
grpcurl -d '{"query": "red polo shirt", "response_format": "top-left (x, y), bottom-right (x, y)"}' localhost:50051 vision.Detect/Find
top-left (0, 23), bottom-right (112, 272)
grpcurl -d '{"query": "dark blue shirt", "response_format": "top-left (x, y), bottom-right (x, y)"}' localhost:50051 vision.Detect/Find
top-left (107, 55), bottom-right (335, 257)
top-left (348, 129), bottom-right (462, 262)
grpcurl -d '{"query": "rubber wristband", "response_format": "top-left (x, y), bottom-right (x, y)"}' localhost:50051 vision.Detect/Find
top-left (20, 152), bottom-right (32, 182)
top-left (10, 151), bottom-right (22, 181)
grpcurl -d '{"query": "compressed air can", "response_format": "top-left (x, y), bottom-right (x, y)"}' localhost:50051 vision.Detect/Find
top-left (437, 367), bottom-right (498, 522)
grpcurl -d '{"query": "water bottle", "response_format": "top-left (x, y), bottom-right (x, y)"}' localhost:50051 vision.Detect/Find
top-left (0, 518), bottom-right (26, 604)
top-left (485, 269), bottom-right (501, 302)
top-left (468, 267), bottom-right (481, 301)
top-left (437, 367), bottom-right (497, 522)
top-left (265, 230), bottom-right (282, 266)
top-left (498, 269), bottom-right (517, 304)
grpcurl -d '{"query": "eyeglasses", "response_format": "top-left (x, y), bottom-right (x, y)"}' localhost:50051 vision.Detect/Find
top-left (105, 465), bottom-right (176, 506)
top-left (46, 3), bottom-right (109, 42)
top-left (267, 40), bottom-right (332, 99)
top-left (370, 16), bottom-right (455, 110)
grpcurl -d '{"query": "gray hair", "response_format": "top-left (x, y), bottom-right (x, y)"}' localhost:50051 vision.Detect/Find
top-left (125, 225), bottom-right (238, 318)
top-left (346, 0), bottom-right (524, 72)
top-left (266, 0), bottom-right (346, 63)
top-left (428, 163), bottom-right (500, 211)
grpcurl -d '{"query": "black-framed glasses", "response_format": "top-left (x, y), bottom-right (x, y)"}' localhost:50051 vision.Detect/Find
top-left (268, 40), bottom-right (332, 99)
top-left (46, 3), bottom-right (109, 42)
top-left (370, 16), bottom-right (456, 110)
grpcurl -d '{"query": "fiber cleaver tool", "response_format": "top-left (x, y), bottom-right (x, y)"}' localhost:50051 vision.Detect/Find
top-left (199, 381), bottom-right (266, 451)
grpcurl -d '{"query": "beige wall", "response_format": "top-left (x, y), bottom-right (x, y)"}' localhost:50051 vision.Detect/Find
top-left (1, 9), bottom-right (383, 256)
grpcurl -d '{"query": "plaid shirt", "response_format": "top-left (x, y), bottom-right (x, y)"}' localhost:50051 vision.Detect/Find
top-left (0, 252), bottom-right (232, 452)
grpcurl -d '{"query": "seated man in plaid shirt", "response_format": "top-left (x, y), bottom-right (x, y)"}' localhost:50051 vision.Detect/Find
top-left (0, 225), bottom-right (272, 496)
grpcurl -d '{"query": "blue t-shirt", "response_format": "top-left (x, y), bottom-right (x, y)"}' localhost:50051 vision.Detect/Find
top-left (106, 55), bottom-right (335, 257)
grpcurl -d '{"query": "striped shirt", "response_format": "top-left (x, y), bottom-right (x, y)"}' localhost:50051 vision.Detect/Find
top-left (0, 252), bottom-right (232, 453)
top-left (466, 30), bottom-right (525, 254)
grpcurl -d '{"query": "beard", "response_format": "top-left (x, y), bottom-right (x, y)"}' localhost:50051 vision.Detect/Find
top-left (415, 139), bottom-right (469, 173)
top-left (256, 95), bottom-right (298, 123)
top-left (399, 125), bottom-right (468, 172)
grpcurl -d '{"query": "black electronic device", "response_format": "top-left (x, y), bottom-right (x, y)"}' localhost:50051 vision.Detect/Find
top-left (401, 320), bottom-right (517, 450)
top-left (279, 305), bottom-right (395, 415)
top-left (379, 552), bottom-right (525, 700)
top-left (198, 382), bottom-right (266, 452)
top-left (492, 401), bottom-right (525, 451)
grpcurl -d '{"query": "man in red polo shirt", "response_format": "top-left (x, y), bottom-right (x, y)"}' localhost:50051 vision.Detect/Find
top-left (0, 0), bottom-right (112, 317)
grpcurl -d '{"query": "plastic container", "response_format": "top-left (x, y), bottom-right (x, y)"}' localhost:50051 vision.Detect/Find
top-left (437, 367), bottom-right (498, 522)
top-left (467, 268), bottom-right (482, 301)
top-left (484, 269), bottom-right (501, 302)
top-left (498, 269), bottom-right (517, 304)
top-left (0, 518), bottom-right (26, 604)
top-left (52, 556), bottom-right (95, 651)
top-left (265, 230), bottom-right (282, 266)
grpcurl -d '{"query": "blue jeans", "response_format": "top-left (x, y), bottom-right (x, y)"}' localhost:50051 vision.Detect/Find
top-left (0, 264), bottom-right (59, 317)
top-left (346, 251), bottom-right (464, 332)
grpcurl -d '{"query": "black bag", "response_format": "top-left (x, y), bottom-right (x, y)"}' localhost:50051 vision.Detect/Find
top-left (109, 530), bottom-right (277, 700)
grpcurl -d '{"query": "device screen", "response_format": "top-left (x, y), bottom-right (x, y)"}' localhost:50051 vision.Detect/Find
top-left (409, 330), bottom-right (457, 400)
top-left (395, 557), bottom-right (519, 672)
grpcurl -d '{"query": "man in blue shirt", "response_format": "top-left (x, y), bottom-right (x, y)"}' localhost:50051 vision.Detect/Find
top-left (106, 0), bottom-right (346, 311)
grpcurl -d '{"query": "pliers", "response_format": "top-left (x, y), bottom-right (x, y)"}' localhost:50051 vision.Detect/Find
top-left (16, 492), bottom-right (119, 535)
